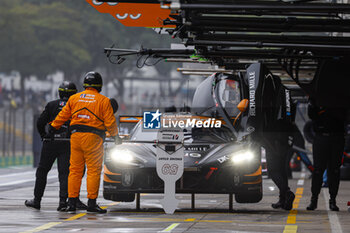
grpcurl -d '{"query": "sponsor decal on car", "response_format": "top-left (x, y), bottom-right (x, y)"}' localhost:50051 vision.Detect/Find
top-left (248, 71), bottom-right (256, 116)
top-left (185, 145), bottom-right (210, 151)
top-left (162, 133), bottom-right (179, 140)
top-left (285, 89), bottom-right (291, 116)
top-left (217, 155), bottom-right (229, 163)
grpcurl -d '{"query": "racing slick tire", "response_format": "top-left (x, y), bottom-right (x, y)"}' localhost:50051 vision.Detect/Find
top-left (303, 121), bottom-right (315, 144)
top-left (103, 192), bottom-right (135, 202)
top-left (235, 190), bottom-right (263, 203)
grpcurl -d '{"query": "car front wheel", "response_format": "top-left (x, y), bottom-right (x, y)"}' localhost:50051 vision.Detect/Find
top-left (235, 190), bottom-right (262, 203)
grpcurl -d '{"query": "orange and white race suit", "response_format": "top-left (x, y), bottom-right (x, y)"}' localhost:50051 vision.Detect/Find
top-left (51, 88), bottom-right (117, 199)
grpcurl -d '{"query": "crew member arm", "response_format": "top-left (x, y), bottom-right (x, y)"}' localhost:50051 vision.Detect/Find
top-left (102, 98), bottom-right (118, 137)
top-left (51, 99), bottom-right (72, 129)
top-left (307, 103), bottom-right (319, 120)
top-left (37, 103), bottom-right (50, 138)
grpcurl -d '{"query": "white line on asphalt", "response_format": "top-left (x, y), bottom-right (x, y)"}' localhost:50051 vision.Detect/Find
top-left (297, 179), bottom-right (304, 186)
top-left (0, 171), bottom-right (35, 178)
top-left (0, 175), bottom-right (56, 187)
top-left (160, 223), bottom-right (180, 232)
top-left (300, 173), bottom-right (306, 178)
top-left (322, 189), bottom-right (343, 233)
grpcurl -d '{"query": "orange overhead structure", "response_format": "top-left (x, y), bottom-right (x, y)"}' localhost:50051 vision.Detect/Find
top-left (86, 0), bottom-right (174, 28)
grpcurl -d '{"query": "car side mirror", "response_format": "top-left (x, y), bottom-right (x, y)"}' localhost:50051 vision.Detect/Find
top-left (237, 99), bottom-right (249, 112)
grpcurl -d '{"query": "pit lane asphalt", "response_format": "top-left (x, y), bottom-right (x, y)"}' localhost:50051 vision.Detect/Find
top-left (0, 166), bottom-right (349, 233)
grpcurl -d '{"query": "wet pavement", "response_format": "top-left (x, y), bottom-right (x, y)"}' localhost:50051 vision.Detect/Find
top-left (0, 166), bottom-right (349, 233)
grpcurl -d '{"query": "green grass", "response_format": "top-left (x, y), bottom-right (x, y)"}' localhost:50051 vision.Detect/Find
top-left (0, 155), bottom-right (33, 168)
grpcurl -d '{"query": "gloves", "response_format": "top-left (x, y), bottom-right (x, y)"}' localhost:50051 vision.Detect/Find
top-left (40, 133), bottom-right (46, 141)
top-left (114, 135), bottom-right (122, 145)
top-left (43, 125), bottom-right (56, 141)
top-left (48, 125), bottom-right (56, 134)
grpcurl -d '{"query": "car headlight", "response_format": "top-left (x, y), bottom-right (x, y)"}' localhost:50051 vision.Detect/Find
top-left (110, 149), bottom-right (134, 164)
top-left (231, 150), bottom-right (254, 164)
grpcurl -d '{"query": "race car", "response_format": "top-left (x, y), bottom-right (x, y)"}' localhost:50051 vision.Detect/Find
top-left (103, 63), bottom-right (291, 204)
top-left (103, 114), bottom-right (263, 203)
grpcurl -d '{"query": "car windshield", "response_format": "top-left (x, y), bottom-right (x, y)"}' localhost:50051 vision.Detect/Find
top-left (217, 79), bottom-right (241, 117)
top-left (130, 120), bottom-right (234, 143)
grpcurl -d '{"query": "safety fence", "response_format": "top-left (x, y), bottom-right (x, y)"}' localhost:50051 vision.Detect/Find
top-left (0, 107), bottom-right (35, 167)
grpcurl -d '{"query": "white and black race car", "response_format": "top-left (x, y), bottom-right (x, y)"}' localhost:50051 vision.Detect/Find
top-left (103, 115), bottom-right (263, 203)
top-left (103, 63), bottom-right (291, 204)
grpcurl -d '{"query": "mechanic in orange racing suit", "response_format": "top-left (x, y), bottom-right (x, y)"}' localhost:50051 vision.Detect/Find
top-left (50, 71), bottom-right (119, 213)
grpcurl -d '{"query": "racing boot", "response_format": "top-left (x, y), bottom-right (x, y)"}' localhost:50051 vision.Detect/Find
top-left (283, 190), bottom-right (295, 211)
top-left (306, 196), bottom-right (318, 210)
top-left (87, 199), bottom-right (107, 214)
top-left (57, 197), bottom-right (67, 211)
top-left (76, 198), bottom-right (88, 210)
top-left (66, 197), bottom-right (77, 213)
top-left (25, 198), bottom-right (41, 210)
top-left (271, 196), bottom-right (285, 209)
top-left (329, 198), bottom-right (339, 211)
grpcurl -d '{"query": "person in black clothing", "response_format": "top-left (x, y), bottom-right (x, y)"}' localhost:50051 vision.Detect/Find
top-left (306, 99), bottom-right (346, 211)
top-left (265, 119), bottom-right (296, 211)
top-left (110, 98), bottom-right (119, 114)
top-left (25, 81), bottom-right (87, 211)
top-left (261, 80), bottom-right (295, 211)
top-left (285, 123), bottom-right (306, 178)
